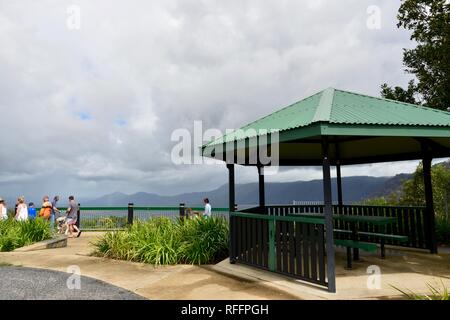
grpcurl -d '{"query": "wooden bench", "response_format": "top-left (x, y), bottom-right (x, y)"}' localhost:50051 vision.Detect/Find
top-left (334, 239), bottom-right (377, 269)
top-left (334, 229), bottom-right (409, 259)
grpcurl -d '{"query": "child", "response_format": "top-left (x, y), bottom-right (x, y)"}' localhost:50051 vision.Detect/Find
top-left (28, 202), bottom-right (37, 220)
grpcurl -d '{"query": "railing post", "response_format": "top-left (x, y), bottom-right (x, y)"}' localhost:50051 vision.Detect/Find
top-left (422, 155), bottom-right (437, 254)
top-left (322, 137), bottom-right (336, 293)
top-left (258, 165), bottom-right (265, 213)
top-left (335, 142), bottom-right (343, 215)
top-left (268, 216), bottom-right (276, 272)
top-left (228, 164), bottom-right (236, 264)
top-left (127, 203), bottom-right (134, 225)
top-left (179, 203), bottom-right (185, 220)
top-left (76, 203), bottom-right (81, 229)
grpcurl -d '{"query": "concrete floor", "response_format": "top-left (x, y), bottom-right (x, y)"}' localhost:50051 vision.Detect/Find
top-left (1, 232), bottom-right (449, 300)
top-left (0, 232), bottom-right (295, 300)
top-left (212, 246), bottom-right (450, 299)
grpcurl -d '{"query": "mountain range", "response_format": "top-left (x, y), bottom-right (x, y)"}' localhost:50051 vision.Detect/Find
top-left (82, 173), bottom-right (413, 207)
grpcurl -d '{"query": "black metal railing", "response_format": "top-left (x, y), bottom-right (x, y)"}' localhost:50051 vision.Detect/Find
top-left (263, 204), bottom-right (428, 250)
top-left (231, 211), bottom-right (328, 289)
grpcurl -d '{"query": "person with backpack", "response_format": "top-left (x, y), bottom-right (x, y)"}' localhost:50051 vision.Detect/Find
top-left (39, 196), bottom-right (52, 221)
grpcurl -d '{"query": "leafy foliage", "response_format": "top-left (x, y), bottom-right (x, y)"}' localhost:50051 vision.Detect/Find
top-left (179, 217), bottom-right (229, 265)
top-left (364, 161), bottom-right (450, 244)
top-left (381, 0), bottom-right (450, 110)
top-left (380, 80), bottom-right (418, 104)
top-left (92, 216), bottom-right (229, 265)
top-left (392, 280), bottom-right (449, 300)
top-left (0, 218), bottom-right (52, 252)
top-left (436, 218), bottom-right (450, 244)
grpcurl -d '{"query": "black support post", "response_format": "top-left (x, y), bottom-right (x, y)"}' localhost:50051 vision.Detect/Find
top-left (335, 143), bottom-right (343, 213)
top-left (76, 203), bottom-right (81, 229)
top-left (227, 163), bottom-right (236, 263)
top-left (179, 203), bottom-right (185, 220)
top-left (127, 203), bottom-right (134, 225)
top-left (322, 137), bottom-right (336, 293)
top-left (336, 161), bottom-right (343, 212)
top-left (258, 165), bottom-right (265, 214)
top-left (422, 156), bottom-right (437, 254)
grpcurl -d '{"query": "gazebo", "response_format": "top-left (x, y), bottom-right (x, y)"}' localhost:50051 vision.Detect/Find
top-left (201, 88), bottom-right (450, 292)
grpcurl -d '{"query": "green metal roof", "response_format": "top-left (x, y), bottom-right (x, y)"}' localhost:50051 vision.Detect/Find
top-left (205, 87), bottom-right (450, 146)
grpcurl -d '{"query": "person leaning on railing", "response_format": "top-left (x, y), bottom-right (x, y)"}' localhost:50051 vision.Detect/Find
top-left (186, 207), bottom-right (200, 219)
top-left (203, 198), bottom-right (212, 218)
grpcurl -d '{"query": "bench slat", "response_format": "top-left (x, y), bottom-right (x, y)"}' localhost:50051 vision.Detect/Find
top-left (333, 239), bottom-right (378, 252)
top-left (334, 230), bottom-right (408, 242)
top-left (358, 232), bottom-right (408, 242)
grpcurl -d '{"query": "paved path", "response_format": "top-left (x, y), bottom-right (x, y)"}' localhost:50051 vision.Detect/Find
top-left (1, 233), bottom-right (449, 299)
top-left (0, 267), bottom-right (144, 300)
top-left (0, 232), bottom-right (296, 300)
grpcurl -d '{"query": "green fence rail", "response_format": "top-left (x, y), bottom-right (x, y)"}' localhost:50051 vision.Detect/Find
top-left (76, 205), bottom-right (230, 230)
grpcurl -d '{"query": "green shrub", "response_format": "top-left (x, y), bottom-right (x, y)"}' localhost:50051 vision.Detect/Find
top-left (92, 216), bottom-right (229, 265)
top-left (436, 219), bottom-right (450, 245)
top-left (180, 217), bottom-right (229, 265)
top-left (392, 281), bottom-right (449, 300)
top-left (0, 218), bottom-right (52, 252)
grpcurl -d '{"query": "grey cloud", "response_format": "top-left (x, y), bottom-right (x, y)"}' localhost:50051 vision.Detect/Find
top-left (0, 0), bottom-right (423, 200)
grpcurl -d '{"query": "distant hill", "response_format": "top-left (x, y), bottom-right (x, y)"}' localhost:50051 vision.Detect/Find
top-left (84, 175), bottom-right (407, 207)
top-left (366, 173), bottom-right (413, 198)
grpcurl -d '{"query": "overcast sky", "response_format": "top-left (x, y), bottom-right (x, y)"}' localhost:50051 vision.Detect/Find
top-left (0, 0), bottom-right (441, 201)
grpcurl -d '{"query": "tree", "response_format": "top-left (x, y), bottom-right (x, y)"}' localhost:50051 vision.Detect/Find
top-left (380, 80), bottom-right (418, 104)
top-left (381, 0), bottom-right (450, 110)
top-left (364, 161), bottom-right (450, 222)
top-left (395, 161), bottom-right (450, 222)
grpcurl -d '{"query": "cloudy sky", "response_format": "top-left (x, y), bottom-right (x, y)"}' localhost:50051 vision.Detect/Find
top-left (0, 0), bottom-right (439, 202)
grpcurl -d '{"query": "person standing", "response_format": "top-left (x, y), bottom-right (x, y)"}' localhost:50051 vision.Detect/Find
top-left (28, 202), bottom-right (37, 220)
top-left (0, 198), bottom-right (7, 220)
top-left (66, 196), bottom-right (81, 238)
top-left (14, 199), bottom-right (18, 218)
top-left (15, 196), bottom-right (28, 221)
top-left (50, 196), bottom-right (61, 230)
top-left (203, 198), bottom-right (212, 218)
top-left (39, 196), bottom-right (52, 221)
